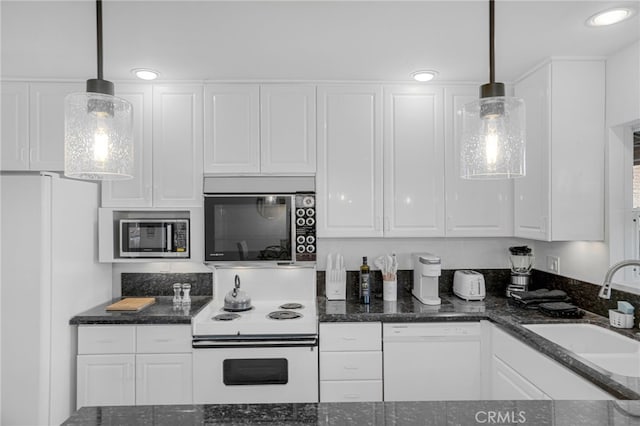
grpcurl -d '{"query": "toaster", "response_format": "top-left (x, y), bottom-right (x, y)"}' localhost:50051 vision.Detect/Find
top-left (453, 270), bottom-right (486, 301)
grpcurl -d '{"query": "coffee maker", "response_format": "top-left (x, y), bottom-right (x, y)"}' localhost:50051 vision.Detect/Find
top-left (507, 246), bottom-right (534, 297)
top-left (412, 253), bottom-right (441, 305)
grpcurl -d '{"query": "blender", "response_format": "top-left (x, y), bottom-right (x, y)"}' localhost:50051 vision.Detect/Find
top-left (507, 246), bottom-right (534, 297)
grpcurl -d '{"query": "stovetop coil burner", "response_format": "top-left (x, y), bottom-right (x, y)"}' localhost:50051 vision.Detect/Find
top-left (268, 310), bottom-right (303, 320)
top-left (213, 313), bottom-right (241, 321)
top-left (279, 302), bottom-right (304, 310)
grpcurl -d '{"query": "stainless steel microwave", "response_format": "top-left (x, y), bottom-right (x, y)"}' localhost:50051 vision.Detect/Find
top-left (120, 219), bottom-right (190, 258)
top-left (204, 193), bottom-right (316, 263)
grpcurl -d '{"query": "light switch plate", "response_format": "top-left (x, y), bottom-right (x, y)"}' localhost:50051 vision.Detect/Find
top-left (547, 255), bottom-right (560, 273)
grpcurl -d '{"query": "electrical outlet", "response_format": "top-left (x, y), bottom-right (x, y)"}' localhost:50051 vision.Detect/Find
top-left (547, 255), bottom-right (560, 274)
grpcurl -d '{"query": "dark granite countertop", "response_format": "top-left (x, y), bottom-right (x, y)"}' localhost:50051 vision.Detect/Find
top-left (69, 296), bottom-right (212, 325)
top-left (62, 400), bottom-right (640, 425)
top-left (319, 291), bottom-right (640, 400)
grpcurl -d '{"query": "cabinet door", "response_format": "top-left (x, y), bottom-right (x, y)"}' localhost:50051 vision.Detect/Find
top-left (383, 86), bottom-right (444, 237)
top-left (30, 82), bottom-right (83, 171)
top-left (444, 86), bottom-right (513, 237)
top-left (153, 85), bottom-right (203, 207)
top-left (492, 355), bottom-right (550, 400)
top-left (317, 85), bottom-right (383, 237)
top-left (260, 85), bottom-right (316, 174)
top-left (135, 353), bottom-right (193, 405)
top-left (514, 65), bottom-right (552, 240)
top-left (77, 354), bottom-right (135, 408)
top-left (101, 84), bottom-right (153, 207)
top-left (1, 82), bottom-right (29, 170)
top-left (204, 84), bottom-right (260, 173)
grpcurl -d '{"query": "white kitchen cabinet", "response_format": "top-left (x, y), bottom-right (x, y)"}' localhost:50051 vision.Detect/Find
top-left (316, 85), bottom-right (384, 237)
top-left (101, 84), bottom-right (153, 207)
top-left (260, 85), bottom-right (316, 174)
top-left (135, 353), bottom-right (192, 405)
top-left (204, 84), bottom-right (260, 173)
top-left (490, 324), bottom-right (612, 400)
top-left (383, 322), bottom-right (483, 401)
top-left (77, 354), bottom-right (136, 407)
top-left (514, 59), bottom-right (605, 241)
top-left (444, 86), bottom-right (513, 236)
top-left (152, 85), bottom-right (203, 207)
top-left (77, 324), bottom-right (193, 408)
top-left (319, 322), bottom-right (383, 402)
top-left (1, 82), bottom-right (29, 170)
top-left (203, 84), bottom-right (315, 175)
top-left (1, 82), bottom-right (83, 171)
top-left (383, 86), bottom-right (445, 237)
top-left (492, 355), bottom-right (550, 400)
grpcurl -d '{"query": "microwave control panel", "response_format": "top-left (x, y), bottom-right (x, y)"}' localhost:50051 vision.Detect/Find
top-left (294, 193), bottom-right (316, 262)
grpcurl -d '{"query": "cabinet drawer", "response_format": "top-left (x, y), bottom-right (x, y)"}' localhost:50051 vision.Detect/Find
top-left (136, 325), bottom-right (192, 353)
top-left (320, 351), bottom-right (382, 381)
top-left (78, 326), bottom-right (136, 355)
top-left (320, 322), bottom-right (381, 351)
top-left (320, 380), bottom-right (383, 402)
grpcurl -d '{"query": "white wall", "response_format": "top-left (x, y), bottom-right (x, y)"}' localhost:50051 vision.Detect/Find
top-left (318, 237), bottom-right (525, 271)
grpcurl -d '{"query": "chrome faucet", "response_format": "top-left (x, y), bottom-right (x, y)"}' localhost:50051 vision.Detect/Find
top-left (599, 259), bottom-right (640, 299)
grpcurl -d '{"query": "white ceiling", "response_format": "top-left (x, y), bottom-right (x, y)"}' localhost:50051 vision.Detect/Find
top-left (2, 0), bottom-right (639, 84)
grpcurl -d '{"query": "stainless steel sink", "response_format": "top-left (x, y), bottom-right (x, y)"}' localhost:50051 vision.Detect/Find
top-left (523, 323), bottom-right (640, 377)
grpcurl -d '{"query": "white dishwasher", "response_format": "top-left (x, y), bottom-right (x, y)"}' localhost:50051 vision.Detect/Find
top-left (383, 322), bottom-right (482, 401)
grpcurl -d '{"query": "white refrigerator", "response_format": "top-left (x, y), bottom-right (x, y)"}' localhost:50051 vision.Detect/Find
top-left (1, 173), bottom-right (112, 426)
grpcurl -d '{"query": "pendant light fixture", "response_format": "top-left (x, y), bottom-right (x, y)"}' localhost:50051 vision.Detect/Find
top-left (459, 0), bottom-right (525, 179)
top-left (64, 0), bottom-right (133, 180)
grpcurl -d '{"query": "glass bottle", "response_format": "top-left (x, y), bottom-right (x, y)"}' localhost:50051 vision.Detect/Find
top-left (360, 256), bottom-right (370, 304)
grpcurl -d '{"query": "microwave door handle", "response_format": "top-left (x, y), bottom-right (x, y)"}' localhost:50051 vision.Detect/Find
top-left (166, 224), bottom-right (172, 252)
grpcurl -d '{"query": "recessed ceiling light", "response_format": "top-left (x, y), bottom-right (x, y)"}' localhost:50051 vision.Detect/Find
top-left (131, 68), bottom-right (160, 80)
top-left (586, 7), bottom-right (635, 26)
top-left (411, 70), bottom-right (438, 82)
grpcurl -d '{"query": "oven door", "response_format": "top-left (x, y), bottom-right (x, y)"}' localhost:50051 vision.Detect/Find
top-left (204, 195), bottom-right (293, 262)
top-left (193, 345), bottom-right (318, 404)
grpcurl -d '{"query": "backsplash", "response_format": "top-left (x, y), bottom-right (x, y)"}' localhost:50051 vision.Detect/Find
top-left (318, 268), bottom-right (640, 322)
top-left (122, 272), bottom-right (213, 296)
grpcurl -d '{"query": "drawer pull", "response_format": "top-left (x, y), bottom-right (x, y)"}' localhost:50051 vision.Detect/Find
top-left (344, 394), bottom-right (360, 399)
top-left (344, 366), bottom-right (359, 370)
top-left (342, 337), bottom-right (357, 341)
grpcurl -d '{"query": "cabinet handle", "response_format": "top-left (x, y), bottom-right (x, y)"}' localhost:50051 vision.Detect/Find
top-left (383, 217), bottom-right (390, 232)
top-left (375, 216), bottom-right (381, 231)
top-left (342, 337), bottom-right (357, 341)
top-left (343, 394), bottom-right (361, 399)
top-left (343, 366), bottom-right (359, 370)
top-left (29, 148), bottom-right (34, 163)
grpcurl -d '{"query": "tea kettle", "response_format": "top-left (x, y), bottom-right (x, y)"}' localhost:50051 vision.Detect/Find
top-left (224, 274), bottom-right (252, 311)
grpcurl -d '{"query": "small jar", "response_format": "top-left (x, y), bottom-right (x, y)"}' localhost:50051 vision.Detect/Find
top-left (181, 283), bottom-right (191, 304)
top-left (172, 283), bottom-right (182, 304)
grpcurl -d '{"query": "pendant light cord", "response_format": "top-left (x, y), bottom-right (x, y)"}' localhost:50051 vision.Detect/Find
top-left (489, 0), bottom-right (495, 84)
top-left (96, 0), bottom-right (104, 80)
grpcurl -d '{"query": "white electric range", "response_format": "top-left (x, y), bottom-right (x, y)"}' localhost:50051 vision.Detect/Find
top-left (192, 264), bottom-right (318, 404)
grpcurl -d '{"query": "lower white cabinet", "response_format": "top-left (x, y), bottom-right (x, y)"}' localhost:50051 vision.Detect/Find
top-left (490, 324), bottom-right (613, 400)
top-left (76, 324), bottom-right (193, 408)
top-left (319, 322), bottom-right (383, 402)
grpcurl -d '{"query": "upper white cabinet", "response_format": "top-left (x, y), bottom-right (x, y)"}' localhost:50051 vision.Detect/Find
top-left (317, 85), bottom-right (446, 238)
top-left (101, 84), bottom-right (153, 207)
top-left (444, 86), bottom-right (513, 237)
top-left (1, 83), bottom-right (29, 170)
top-left (103, 85), bottom-right (203, 208)
top-left (514, 59), bottom-right (605, 241)
top-left (383, 85), bottom-right (444, 237)
top-left (203, 84), bottom-right (315, 175)
top-left (203, 84), bottom-right (260, 173)
top-left (1, 82), bottom-right (82, 171)
top-left (316, 85), bottom-right (384, 237)
top-left (152, 85), bottom-right (203, 207)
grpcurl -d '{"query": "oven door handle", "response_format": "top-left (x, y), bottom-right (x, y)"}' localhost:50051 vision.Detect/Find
top-left (192, 336), bottom-right (318, 349)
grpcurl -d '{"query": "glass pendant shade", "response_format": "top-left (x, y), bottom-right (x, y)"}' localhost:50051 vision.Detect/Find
top-left (64, 92), bottom-right (134, 180)
top-left (459, 96), bottom-right (526, 179)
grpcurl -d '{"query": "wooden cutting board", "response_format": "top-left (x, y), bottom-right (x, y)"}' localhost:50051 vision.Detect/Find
top-left (106, 297), bottom-right (156, 312)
